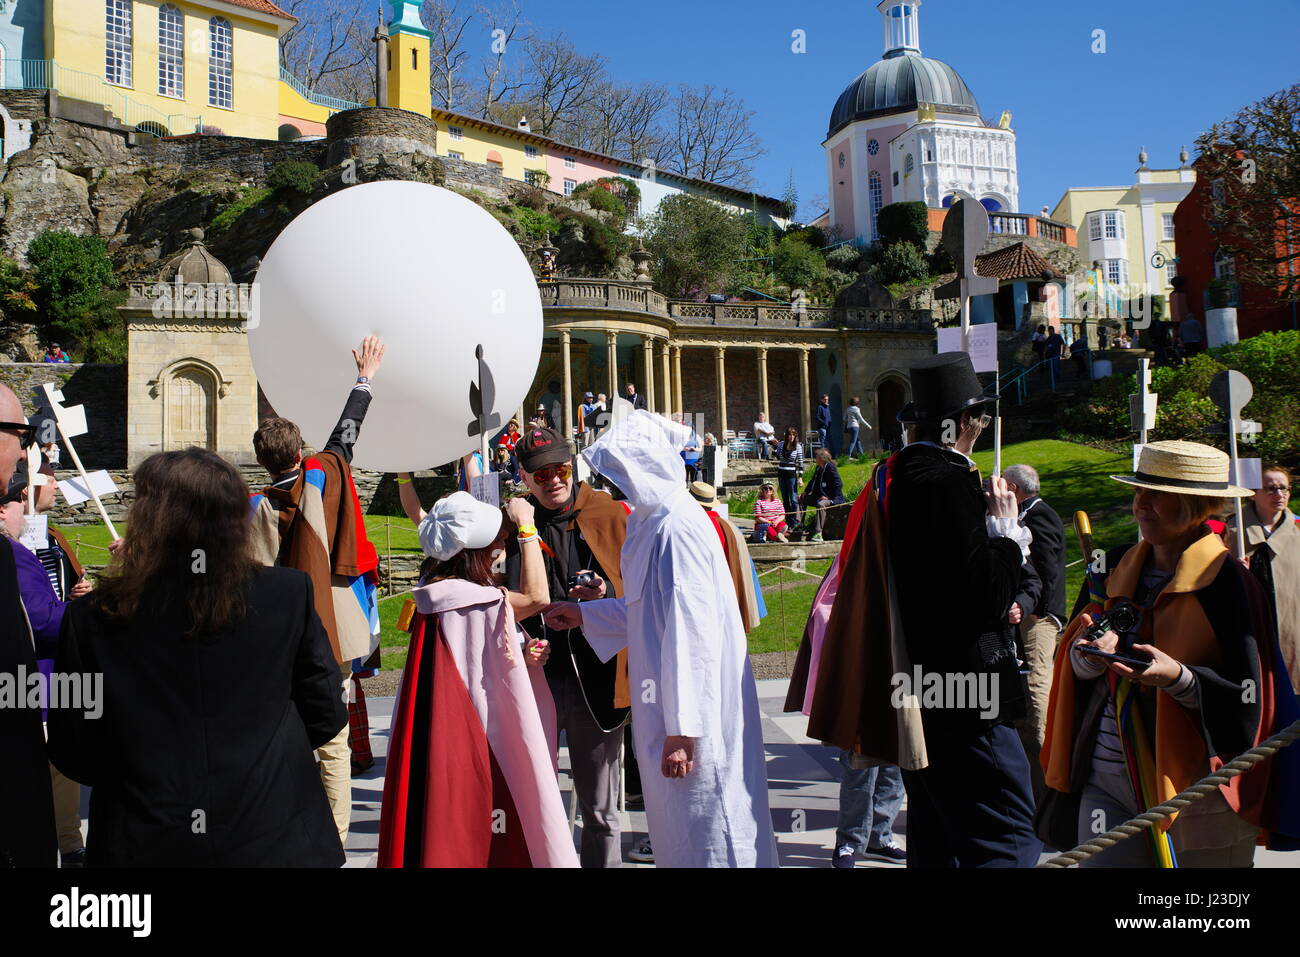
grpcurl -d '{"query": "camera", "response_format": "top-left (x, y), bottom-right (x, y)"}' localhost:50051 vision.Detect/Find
top-left (567, 571), bottom-right (598, 591)
top-left (1083, 600), bottom-right (1140, 644)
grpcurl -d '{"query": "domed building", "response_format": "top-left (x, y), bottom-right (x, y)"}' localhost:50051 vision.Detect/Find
top-left (121, 230), bottom-right (260, 467)
top-left (826, 0), bottom-right (1019, 245)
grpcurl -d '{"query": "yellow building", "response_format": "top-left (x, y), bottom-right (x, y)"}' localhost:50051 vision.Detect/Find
top-left (41, 0), bottom-right (294, 139)
top-left (1050, 148), bottom-right (1195, 299)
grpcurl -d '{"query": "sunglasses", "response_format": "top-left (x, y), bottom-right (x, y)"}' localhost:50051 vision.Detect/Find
top-left (531, 463), bottom-right (571, 484)
top-left (0, 422), bottom-right (37, 449)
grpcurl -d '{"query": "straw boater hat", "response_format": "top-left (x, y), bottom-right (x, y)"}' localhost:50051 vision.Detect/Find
top-left (689, 481), bottom-right (719, 507)
top-left (1110, 440), bottom-right (1253, 498)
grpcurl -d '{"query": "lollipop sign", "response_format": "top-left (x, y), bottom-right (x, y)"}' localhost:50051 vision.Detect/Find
top-left (249, 181), bottom-right (543, 473)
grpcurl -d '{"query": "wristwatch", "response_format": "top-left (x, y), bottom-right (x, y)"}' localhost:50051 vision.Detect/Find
top-left (356, 376), bottom-right (370, 384)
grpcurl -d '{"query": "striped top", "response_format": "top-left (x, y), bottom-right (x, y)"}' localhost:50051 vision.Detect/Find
top-left (754, 498), bottom-right (786, 524)
top-left (775, 441), bottom-right (802, 475)
top-left (36, 544), bottom-right (67, 601)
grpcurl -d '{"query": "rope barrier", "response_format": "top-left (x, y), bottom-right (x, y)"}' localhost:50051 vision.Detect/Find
top-left (1038, 718), bottom-right (1300, 868)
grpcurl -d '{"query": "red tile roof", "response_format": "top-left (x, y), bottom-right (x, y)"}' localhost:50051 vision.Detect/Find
top-left (974, 241), bottom-right (1063, 281)
top-left (221, 0), bottom-right (297, 20)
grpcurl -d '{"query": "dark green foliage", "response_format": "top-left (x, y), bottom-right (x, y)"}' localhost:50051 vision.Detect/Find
top-left (824, 244), bottom-right (862, 273)
top-left (25, 231), bottom-right (124, 357)
top-left (645, 193), bottom-right (749, 298)
top-left (514, 206), bottom-right (563, 242)
top-left (0, 256), bottom-right (37, 314)
top-left (876, 201), bottom-right (930, 250)
top-left (553, 207), bottom-right (630, 272)
top-left (266, 161), bottom-right (320, 194)
top-left (879, 240), bottom-right (929, 284)
top-left (572, 177), bottom-right (640, 226)
top-left (928, 242), bottom-right (954, 275)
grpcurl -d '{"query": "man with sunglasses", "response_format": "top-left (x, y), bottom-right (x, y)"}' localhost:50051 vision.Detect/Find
top-left (0, 384), bottom-right (58, 866)
top-left (504, 426), bottom-right (631, 867)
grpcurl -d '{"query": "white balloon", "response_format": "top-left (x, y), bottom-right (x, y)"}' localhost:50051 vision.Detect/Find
top-left (249, 180), bottom-right (543, 473)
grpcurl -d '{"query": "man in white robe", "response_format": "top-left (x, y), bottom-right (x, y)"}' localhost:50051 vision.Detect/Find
top-left (544, 411), bottom-right (778, 867)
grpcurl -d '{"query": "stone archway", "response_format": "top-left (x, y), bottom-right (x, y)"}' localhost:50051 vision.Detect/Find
top-left (166, 365), bottom-right (217, 451)
top-left (875, 375), bottom-right (907, 451)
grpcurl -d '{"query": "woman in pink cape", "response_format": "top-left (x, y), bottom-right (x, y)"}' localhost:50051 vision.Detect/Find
top-left (378, 492), bottom-right (578, 868)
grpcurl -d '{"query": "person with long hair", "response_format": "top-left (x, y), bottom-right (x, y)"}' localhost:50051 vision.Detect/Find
top-left (775, 426), bottom-right (804, 525)
top-left (378, 491), bottom-right (578, 867)
top-left (47, 448), bottom-right (347, 867)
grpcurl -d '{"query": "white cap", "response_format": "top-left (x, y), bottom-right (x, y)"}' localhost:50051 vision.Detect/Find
top-left (418, 491), bottom-right (504, 561)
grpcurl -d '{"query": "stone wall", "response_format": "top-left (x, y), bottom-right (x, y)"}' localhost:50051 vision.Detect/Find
top-left (0, 363), bottom-right (127, 468)
top-left (325, 108), bottom-right (438, 167)
top-left (439, 155), bottom-right (508, 196)
top-left (140, 136), bottom-right (327, 179)
top-left (679, 348), bottom-right (804, 436)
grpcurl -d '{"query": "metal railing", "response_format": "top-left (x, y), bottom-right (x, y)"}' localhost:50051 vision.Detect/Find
top-left (278, 67), bottom-right (365, 114)
top-left (1, 58), bottom-right (204, 136)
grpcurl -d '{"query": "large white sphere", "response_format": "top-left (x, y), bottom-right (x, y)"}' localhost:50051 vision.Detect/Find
top-left (249, 180), bottom-right (543, 473)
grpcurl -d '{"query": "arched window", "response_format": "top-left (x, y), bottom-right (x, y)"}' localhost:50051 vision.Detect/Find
top-left (980, 196), bottom-right (1002, 213)
top-left (158, 4), bottom-right (184, 98)
top-left (869, 170), bottom-right (883, 238)
top-left (106, 0), bottom-right (133, 87)
top-left (1214, 247), bottom-right (1235, 279)
top-left (208, 17), bottom-right (233, 109)
top-left (904, 153), bottom-right (914, 174)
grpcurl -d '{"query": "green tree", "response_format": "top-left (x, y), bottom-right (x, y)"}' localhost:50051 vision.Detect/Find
top-left (773, 235), bottom-right (826, 290)
top-left (880, 240), bottom-right (929, 284)
top-left (26, 231), bottom-right (121, 352)
top-left (645, 194), bottom-right (748, 298)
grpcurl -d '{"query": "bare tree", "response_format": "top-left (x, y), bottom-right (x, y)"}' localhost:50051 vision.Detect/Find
top-left (659, 84), bottom-right (765, 187)
top-left (423, 0), bottom-right (475, 111)
top-left (1195, 84), bottom-right (1300, 302)
top-left (517, 34), bottom-right (606, 137)
top-left (278, 0), bottom-right (372, 91)
top-left (472, 0), bottom-right (529, 120)
top-left (560, 80), bottom-right (667, 158)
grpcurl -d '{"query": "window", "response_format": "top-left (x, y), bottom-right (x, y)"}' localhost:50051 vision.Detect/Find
top-left (1089, 213), bottom-right (1102, 242)
top-left (904, 153), bottom-right (914, 174)
top-left (1103, 210), bottom-right (1123, 239)
top-left (105, 0), bottom-right (132, 87)
top-left (892, 171), bottom-right (899, 187)
top-left (564, 156), bottom-right (576, 169)
top-left (158, 4), bottom-right (184, 98)
top-left (869, 171), bottom-right (883, 237)
top-left (524, 145), bottom-right (538, 158)
top-left (208, 17), bottom-right (233, 109)
top-left (448, 151), bottom-right (463, 160)
top-left (411, 48), bottom-right (418, 69)
top-left (838, 152), bottom-right (845, 169)
top-left (564, 178), bottom-right (577, 196)
top-left (448, 126), bottom-right (463, 140)
top-left (1165, 262), bottom-right (1177, 285)
top-left (867, 139), bottom-right (879, 156)
top-left (1105, 259), bottom-right (1127, 285)
top-left (926, 148), bottom-right (933, 162)
top-left (1162, 213), bottom-right (1174, 240)
top-left (1214, 248), bottom-right (1235, 279)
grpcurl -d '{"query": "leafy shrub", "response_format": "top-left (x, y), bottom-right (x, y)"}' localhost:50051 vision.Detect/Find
top-left (645, 194), bottom-right (748, 298)
top-left (26, 231), bottom-right (118, 325)
top-left (514, 206), bottom-right (562, 242)
top-left (824, 244), bottom-right (862, 273)
top-left (928, 243), bottom-right (954, 275)
top-left (879, 240), bottom-right (929, 284)
top-left (876, 201), bottom-right (930, 249)
top-left (266, 160), bottom-right (320, 194)
top-left (773, 235), bottom-right (826, 290)
top-left (0, 256), bottom-right (37, 314)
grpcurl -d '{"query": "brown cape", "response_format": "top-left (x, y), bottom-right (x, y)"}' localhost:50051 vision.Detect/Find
top-left (570, 483), bottom-right (631, 709)
top-left (48, 527), bottom-right (85, 580)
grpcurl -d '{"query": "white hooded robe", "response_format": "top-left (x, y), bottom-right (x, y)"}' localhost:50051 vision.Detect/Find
top-left (579, 411), bottom-right (778, 867)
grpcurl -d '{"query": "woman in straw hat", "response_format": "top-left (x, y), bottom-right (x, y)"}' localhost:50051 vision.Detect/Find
top-left (1041, 440), bottom-right (1300, 866)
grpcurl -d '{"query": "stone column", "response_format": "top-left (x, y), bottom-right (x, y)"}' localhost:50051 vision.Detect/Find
top-left (799, 347), bottom-right (812, 442)
top-left (605, 331), bottom-right (618, 404)
top-left (756, 346), bottom-right (770, 418)
top-left (560, 329), bottom-right (573, 443)
top-left (659, 340), bottom-right (672, 414)
top-left (672, 345), bottom-right (683, 414)
top-left (714, 346), bottom-right (728, 437)
top-left (641, 336), bottom-right (656, 414)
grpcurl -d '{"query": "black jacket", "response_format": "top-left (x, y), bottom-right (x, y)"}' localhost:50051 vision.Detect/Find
top-left (0, 539), bottom-right (57, 867)
top-left (1014, 496), bottom-right (1067, 623)
top-left (800, 461), bottom-right (845, 505)
top-left (48, 567), bottom-right (347, 867)
top-left (887, 443), bottom-right (1029, 738)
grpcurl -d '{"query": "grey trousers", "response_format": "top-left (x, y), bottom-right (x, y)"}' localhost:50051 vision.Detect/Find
top-left (550, 666), bottom-right (624, 868)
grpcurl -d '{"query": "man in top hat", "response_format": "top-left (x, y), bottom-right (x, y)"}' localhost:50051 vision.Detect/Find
top-left (504, 425), bottom-right (632, 866)
top-left (887, 352), bottom-right (1042, 867)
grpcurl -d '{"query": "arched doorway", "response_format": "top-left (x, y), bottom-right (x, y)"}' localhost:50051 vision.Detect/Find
top-left (876, 377), bottom-right (906, 451)
top-left (166, 365), bottom-right (216, 451)
top-left (279, 123), bottom-right (303, 142)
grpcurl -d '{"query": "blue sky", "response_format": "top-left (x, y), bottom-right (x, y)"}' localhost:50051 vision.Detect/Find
top-left (542, 0), bottom-right (1300, 219)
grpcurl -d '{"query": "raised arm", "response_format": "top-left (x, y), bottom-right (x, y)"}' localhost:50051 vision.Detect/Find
top-left (504, 497), bottom-right (550, 620)
top-left (396, 472), bottom-right (426, 526)
top-left (324, 336), bottom-right (385, 463)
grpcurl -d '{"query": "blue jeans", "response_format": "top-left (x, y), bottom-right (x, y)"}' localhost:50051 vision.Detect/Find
top-left (846, 426), bottom-right (863, 458)
top-left (836, 752), bottom-right (904, 852)
top-left (778, 473), bottom-right (799, 523)
top-left (817, 428), bottom-right (829, 453)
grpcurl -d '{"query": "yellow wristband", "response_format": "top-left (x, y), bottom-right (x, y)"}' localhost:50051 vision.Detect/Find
top-left (517, 524), bottom-right (538, 538)
top-left (396, 477), bottom-right (412, 485)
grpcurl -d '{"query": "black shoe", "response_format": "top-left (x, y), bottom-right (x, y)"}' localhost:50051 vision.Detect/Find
top-left (831, 845), bottom-right (856, 868)
top-left (863, 842), bottom-right (906, 864)
top-left (61, 848), bottom-right (87, 868)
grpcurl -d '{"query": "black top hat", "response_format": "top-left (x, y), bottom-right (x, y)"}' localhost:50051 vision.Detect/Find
top-left (903, 352), bottom-right (989, 424)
